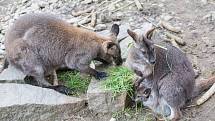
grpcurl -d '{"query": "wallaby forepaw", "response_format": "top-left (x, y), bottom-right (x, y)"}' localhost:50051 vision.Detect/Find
top-left (45, 85), bottom-right (73, 95)
top-left (95, 71), bottom-right (108, 80)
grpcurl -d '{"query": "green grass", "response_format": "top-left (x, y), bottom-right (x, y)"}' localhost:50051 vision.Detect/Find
top-left (102, 66), bottom-right (135, 98)
top-left (58, 71), bottom-right (91, 96)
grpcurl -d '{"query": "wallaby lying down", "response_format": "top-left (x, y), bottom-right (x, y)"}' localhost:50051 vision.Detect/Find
top-left (4, 13), bottom-right (122, 93)
top-left (126, 29), bottom-right (215, 120)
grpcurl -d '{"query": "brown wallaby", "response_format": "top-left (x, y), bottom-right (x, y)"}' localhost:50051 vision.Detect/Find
top-left (126, 29), bottom-right (215, 121)
top-left (4, 13), bottom-right (122, 93)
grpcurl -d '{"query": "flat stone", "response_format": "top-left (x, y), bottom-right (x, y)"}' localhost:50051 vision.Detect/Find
top-left (95, 24), bottom-right (107, 31)
top-left (0, 83), bottom-right (85, 121)
top-left (97, 24), bottom-right (130, 42)
top-left (87, 78), bottom-right (128, 113)
top-left (120, 37), bottom-right (133, 59)
top-left (0, 65), bottom-right (26, 83)
top-left (120, 22), bottom-right (153, 60)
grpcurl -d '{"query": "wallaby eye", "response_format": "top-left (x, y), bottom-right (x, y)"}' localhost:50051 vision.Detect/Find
top-left (140, 49), bottom-right (146, 54)
top-left (143, 88), bottom-right (151, 98)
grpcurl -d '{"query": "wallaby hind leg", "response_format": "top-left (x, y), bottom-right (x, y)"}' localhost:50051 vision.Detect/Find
top-left (23, 65), bottom-right (52, 87)
top-left (52, 70), bottom-right (59, 86)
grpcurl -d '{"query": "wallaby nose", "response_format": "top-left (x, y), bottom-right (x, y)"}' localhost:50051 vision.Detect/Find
top-left (149, 60), bottom-right (155, 64)
top-left (115, 57), bottom-right (123, 65)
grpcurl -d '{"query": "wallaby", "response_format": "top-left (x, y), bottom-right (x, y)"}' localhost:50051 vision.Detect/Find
top-left (4, 13), bottom-right (122, 93)
top-left (126, 29), bottom-right (215, 120)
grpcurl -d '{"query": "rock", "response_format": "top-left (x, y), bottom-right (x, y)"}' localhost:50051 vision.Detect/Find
top-left (37, 1), bottom-right (48, 8)
top-left (203, 11), bottom-right (215, 22)
top-left (95, 24), bottom-right (107, 31)
top-left (0, 83), bottom-right (85, 121)
top-left (118, 24), bottom-right (130, 42)
top-left (99, 10), bottom-right (112, 23)
top-left (97, 24), bottom-right (130, 42)
top-left (109, 117), bottom-right (116, 121)
top-left (160, 14), bottom-right (173, 21)
top-left (66, 17), bottom-right (80, 24)
top-left (0, 34), bottom-right (4, 43)
top-left (120, 23), bottom-right (153, 59)
top-left (48, 0), bottom-right (59, 4)
top-left (201, 0), bottom-right (208, 4)
top-left (82, 0), bottom-right (93, 4)
top-left (120, 37), bottom-right (133, 59)
top-left (0, 44), bottom-right (5, 50)
top-left (0, 65), bottom-right (26, 83)
top-left (111, 12), bottom-right (124, 21)
top-left (87, 78), bottom-right (128, 113)
top-left (0, 49), bottom-right (5, 55)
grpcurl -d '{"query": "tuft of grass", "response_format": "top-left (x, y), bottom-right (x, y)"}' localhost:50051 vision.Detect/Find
top-left (102, 66), bottom-right (134, 98)
top-left (58, 71), bottom-right (91, 96)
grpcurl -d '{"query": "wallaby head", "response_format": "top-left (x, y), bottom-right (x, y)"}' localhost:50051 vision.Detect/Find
top-left (127, 28), bottom-right (156, 64)
top-left (125, 28), bottom-right (155, 77)
top-left (101, 24), bottom-right (122, 66)
top-left (135, 78), bottom-right (153, 102)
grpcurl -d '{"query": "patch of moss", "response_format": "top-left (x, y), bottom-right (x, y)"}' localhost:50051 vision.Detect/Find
top-left (102, 66), bottom-right (135, 98)
top-left (58, 71), bottom-right (91, 96)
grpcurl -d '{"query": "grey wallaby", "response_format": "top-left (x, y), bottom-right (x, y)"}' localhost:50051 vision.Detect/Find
top-left (4, 13), bottom-right (122, 93)
top-left (126, 28), bottom-right (215, 121)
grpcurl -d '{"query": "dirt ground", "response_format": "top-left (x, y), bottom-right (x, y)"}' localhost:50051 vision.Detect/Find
top-left (0, 0), bottom-right (215, 121)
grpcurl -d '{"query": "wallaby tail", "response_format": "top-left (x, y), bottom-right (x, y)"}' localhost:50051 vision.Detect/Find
top-left (0, 58), bottom-right (9, 72)
top-left (192, 75), bottom-right (215, 98)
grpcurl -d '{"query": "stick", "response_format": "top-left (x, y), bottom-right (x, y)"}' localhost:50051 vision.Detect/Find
top-left (142, 16), bottom-right (160, 28)
top-left (134, 0), bottom-right (143, 11)
top-left (89, 10), bottom-right (97, 27)
top-left (71, 7), bottom-right (94, 17)
top-left (165, 32), bottom-right (186, 46)
top-left (78, 15), bottom-right (91, 25)
top-left (196, 83), bottom-right (215, 105)
top-left (77, 24), bottom-right (95, 31)
top-left (113, 1), bottom-right (135, 13)
top-left (160, 20), bottom-right (181, 33)
top-left (165, 38), bottom-right (180, 49)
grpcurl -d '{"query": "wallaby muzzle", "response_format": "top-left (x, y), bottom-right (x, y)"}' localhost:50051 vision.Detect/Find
top-left (114, 56), bottom-right (123, 66)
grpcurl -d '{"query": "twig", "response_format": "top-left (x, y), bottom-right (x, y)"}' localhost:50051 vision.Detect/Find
top-left (78, 15), bottom-right (91, 25)
top-left (160, 20), bottom-right (181, 33)
top-left (184, 104), bottom-right (198, 108)
top-left (165, 32), bottom-right (186, 46)
top-left (71, 6), bottom-right (94, 17)
top-left (134, 0), bottom-right (143, 11)
top-left (113, 1), bottom-right (135, 13)
top-left (197, 83), bottom-right (215, 105)
top-left (77, 24), bottom-right (95, 31)
top-left (90, 10), bottom-right (97, 27)
top-left (165, 38), bottom-right (180, 49)
top-left (142, 16), bottom-right (160, 28)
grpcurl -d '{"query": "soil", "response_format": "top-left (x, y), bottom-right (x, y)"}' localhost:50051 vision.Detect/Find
top-left (0, 0), bottom-right (215, 121)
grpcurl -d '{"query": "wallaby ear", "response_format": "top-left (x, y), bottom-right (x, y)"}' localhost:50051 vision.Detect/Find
top-left (109, 24), bottom-right (119, 43)
top-left (127, 29), bottom-right (138, 42)
top-left (110, 24), bottom-right (119, 37)
top-left (145, 28), bottom-right (155, 40)
top-left (102, 41), bottom-right (116, 54)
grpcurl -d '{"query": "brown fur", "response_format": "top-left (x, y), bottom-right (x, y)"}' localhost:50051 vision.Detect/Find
top-left (5, 13), bottom-right (122, 87)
